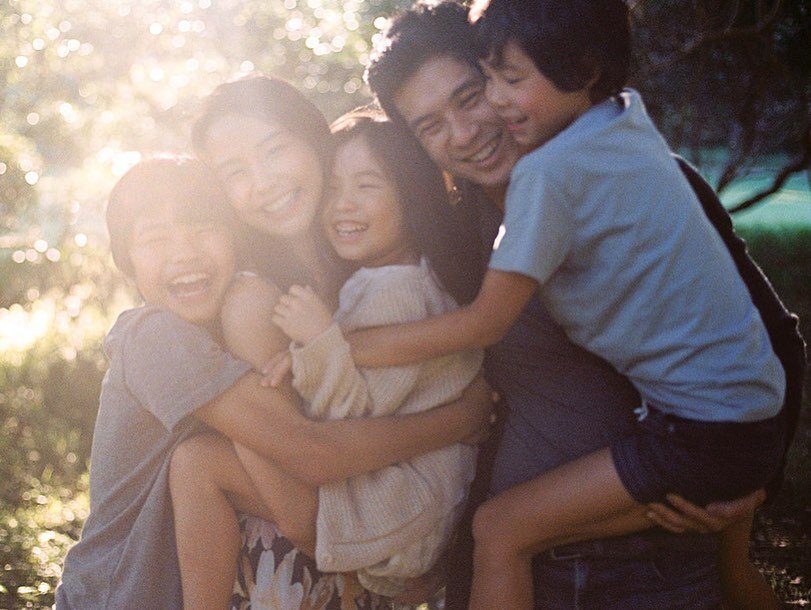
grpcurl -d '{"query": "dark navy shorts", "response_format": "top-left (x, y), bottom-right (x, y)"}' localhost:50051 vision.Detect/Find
top-left (612, 405), bottom-right (786, 505)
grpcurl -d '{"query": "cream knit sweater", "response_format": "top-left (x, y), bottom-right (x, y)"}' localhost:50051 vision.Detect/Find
top-left (289, 260), bottom-right (482, 597)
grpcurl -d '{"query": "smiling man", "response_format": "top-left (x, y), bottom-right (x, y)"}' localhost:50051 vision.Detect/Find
top-left (391, 53), bottom-right (519, 191)
top-left (364, 2), bottom-right (803, 608)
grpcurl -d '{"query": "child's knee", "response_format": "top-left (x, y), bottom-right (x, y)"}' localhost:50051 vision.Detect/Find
top-left (471, 497), bottom-right (507, 551)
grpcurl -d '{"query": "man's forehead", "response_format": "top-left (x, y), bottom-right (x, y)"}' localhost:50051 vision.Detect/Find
top-left (394, 55), bottom-right (482, 121)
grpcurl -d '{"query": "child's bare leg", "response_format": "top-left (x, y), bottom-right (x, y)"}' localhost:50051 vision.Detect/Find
top-left (234, 443), bottom-right (318, 556)
top-left (169, 433), bottom-right (314, 610)
top-left (719, 510), bottom-right (778, 610)
top-left (469, 448), bottom-right (650, 610)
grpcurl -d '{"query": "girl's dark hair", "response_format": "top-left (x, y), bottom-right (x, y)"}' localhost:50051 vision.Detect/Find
top-left (472, 0), bottom-right (631, 103)
top-left (106, 155), bottom-right (237, 277)
top-left (191, 74), bottom-right (337, 291)
top-left (330, 107), bottom-right (482, 304)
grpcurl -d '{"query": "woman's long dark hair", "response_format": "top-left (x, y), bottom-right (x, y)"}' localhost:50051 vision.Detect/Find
top-left (330, 108), bottom-right (484, 305)
top-left (191, 73), bottom-right (342, 292)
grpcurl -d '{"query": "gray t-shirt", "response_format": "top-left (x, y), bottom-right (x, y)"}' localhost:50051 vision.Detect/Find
top-left (491, 89), bottom-right (784, 422)
top-left (56, 306), bottom-right (250, 610)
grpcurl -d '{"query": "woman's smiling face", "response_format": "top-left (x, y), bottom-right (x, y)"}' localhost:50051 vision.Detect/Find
top-left (201, 113), bottom-right (324, 238)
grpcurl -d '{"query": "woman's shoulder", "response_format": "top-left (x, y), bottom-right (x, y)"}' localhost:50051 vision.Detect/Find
top-left (226, 271), bottom-right (283, 306)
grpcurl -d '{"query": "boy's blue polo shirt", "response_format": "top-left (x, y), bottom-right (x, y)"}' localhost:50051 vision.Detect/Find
top-left (491, 89), bottom-right (784, 422)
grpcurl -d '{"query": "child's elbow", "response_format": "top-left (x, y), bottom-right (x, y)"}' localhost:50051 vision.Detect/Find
top-left (477, 324), bottom-right (508, 348)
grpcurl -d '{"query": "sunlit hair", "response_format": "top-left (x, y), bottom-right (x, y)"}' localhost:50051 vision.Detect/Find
top-left (190, 73), bottom-right (333, 184)
top-left (106, 155), bottom-right (236, 277)
top-left (470, 0), bottom-right (631, 103)
top-left (191, 73), bottom-right (339, 292)
top-left (330, 107), bottom-right (480, 303)
top-left (365, 1), bottom-right (479, 125)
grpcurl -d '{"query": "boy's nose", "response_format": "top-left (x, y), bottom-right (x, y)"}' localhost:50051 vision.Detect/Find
top-left (485, 79), bottom-right (509, 109)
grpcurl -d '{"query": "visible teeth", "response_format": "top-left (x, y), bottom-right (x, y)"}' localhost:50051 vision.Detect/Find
top-left (466, 137), bottom-right (499, 163)
top-left (333, 222), bottom-right (366, 237)
top-left (263, 190), bottom-right (297, 214)
top-left (171, 273), bottom-right (209, 286)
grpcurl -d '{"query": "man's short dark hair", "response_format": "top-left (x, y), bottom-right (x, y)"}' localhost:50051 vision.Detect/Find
top-left (471, 0), bottom-right (631, 103)
top-left (365, 1), bottom-right (479, 123)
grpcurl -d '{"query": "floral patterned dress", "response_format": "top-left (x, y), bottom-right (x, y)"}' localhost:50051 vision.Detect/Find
top-left (230, 517), bottom-right (391, 610)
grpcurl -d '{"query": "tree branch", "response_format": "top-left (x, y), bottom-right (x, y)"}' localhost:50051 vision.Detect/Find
top-left (643, 0), bottom-right (783, 74)
top-left (727, 125), bottom-right (811, 213)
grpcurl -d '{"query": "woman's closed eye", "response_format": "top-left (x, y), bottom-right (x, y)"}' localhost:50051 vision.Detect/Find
top-left (262, 142), bottom-right (287, 160)
top-left (194, 224), bottom-right (219, 238)
top-left (357, 181), bottom-right (382, 191)
top-left (221, 166), bottom-right (247, 184)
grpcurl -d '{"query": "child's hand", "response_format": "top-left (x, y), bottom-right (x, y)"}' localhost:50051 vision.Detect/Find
top-left (260, 350), bottom-right (293, 387)
top-left (454, 375), bottom-right (497, 445)
top-left (272, 285), bottom-right (333, 344)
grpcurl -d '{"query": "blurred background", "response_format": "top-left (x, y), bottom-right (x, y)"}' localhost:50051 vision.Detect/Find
top-left (0, 0), bottom-right (808, 607)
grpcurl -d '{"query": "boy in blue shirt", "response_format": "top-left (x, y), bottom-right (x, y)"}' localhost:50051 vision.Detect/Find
top-left (350, 1), bottom-right (787, 607)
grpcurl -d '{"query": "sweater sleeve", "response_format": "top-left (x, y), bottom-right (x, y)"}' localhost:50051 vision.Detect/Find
top-left (290, 322), bottom-right (374, 420)
top-left (311, 269), bottom-right (480, 580)
top-left (290, 277), bottom-right (430, 420)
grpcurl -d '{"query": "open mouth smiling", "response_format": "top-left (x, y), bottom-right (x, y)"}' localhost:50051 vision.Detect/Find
top-left (460, 132), bottom-right (502, 165)
top-left (261, 188), bottom-right (300, 215)
top-left (167, 272), bottom-right (212, 298)
top-left (332, 221), bottom-right (367, 239)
